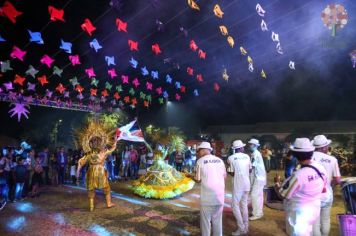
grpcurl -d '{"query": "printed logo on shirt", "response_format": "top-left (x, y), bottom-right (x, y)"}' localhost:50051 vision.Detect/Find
top-left (233, 156), bottom-right (248, 161)
top-left (307, 173), bottom-right (325, 182)
top-left (318, 158), bottom-right (331, 164)
top-left (203, 159), bottom-right (221, 164)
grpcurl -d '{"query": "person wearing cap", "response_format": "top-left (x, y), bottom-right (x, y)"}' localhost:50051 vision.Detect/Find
top-left (278, 138), bottom-right (327, 236)
top-left (193, 141), bottom-right (226, 236)
top-left (227, 140), bottom-right (252, 235)
top-left (247, 138), bottom-right (266, 220)
top-left (311, 135), bottom-right (341, 236)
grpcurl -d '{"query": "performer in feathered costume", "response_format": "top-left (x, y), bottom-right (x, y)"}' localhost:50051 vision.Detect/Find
top-left (76, 118), bottom-right (117, 211)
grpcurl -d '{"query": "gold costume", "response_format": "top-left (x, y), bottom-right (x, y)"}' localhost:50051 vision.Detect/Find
top-left (75, 114), bottom-right (124, 211)
top-left (78, 149), bottom-right (115, 212)
top-left (79, 153), bottom-right (109, 190)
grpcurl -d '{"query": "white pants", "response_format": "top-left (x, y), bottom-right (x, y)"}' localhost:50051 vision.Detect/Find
top-left (312, 202), bottom-right (332, 236)
top-left (250, 181), bottom-right (265, 217)
top-left (285, 204), bottom-right (320, 236)
top-left (200, 205), bottom-right (224, 236)
top-left (232, 191), bottom-right (249, 232)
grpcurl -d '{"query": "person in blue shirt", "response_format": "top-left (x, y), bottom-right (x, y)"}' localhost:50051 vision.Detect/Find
top-left (284, 150), bottom-right (298, 179)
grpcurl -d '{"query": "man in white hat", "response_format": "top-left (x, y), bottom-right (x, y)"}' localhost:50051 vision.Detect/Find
top-left (227, 140), bottom-right (251, 235)
top-left (311, 135), bottom-right (341, 236)
top-left (193, 141), bottom-right (227, 236)
top-left (247, 138), bottom-right (266, 220)
top-left (279, 138), bottom-right (327, 236)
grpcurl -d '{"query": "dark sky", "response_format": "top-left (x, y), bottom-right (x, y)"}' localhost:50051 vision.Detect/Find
top-left (0, 0), bottom-right (355, 134)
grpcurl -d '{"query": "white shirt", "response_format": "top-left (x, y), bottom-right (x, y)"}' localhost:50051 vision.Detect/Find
top-left (280, 161), bottom-right (327, 210)
top-left (250, 150), bottom-right (266, 184)
top-left (227, 152), bottom-right (251, 192)
top-left (312, 151), bottom-right (341, 204)
top-left (122, 151), bottom-right (130, 161)
top-left (195, 154), bottom-right (226, 206)
top-left (140, 154), bottom-right (147, 164)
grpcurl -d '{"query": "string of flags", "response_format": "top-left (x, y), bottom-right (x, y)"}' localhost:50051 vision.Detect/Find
top-left (0, 0), bottom-right (305, 122)
top-left (256, 3), bottom-right (296, 71)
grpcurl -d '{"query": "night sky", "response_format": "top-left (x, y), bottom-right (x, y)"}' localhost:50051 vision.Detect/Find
top-left (0, 0), bottom-right (355, 136)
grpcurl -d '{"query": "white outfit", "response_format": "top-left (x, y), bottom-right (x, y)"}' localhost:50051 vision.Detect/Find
top-left (280, 161), bottom-right (327, 236)
top-left (250, 150), bottom-right (266, 217)
top-left (195, 154), bottom-right (226, 236)
top-left (227, 152), bottom-right (251, 233)
top-left (312, 151), bottom-right (341, 236)
top-left (70, 165), bottom-right (76, 176)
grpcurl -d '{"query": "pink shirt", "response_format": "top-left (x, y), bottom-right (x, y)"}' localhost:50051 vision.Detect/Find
top-left (129, 150), bottom-right (138, 162)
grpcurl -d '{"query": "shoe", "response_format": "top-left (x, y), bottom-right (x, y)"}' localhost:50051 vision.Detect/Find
top-left (249, 215), bottom-right (263, 221)
top-left (232, 229), bottom-right (247, 235)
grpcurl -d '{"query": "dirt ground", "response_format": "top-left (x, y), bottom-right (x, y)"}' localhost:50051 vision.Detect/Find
top-left (0, 170), bottom-right (344, 235)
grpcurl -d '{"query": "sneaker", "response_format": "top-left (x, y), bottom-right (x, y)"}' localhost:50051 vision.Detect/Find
top-left (249, 215), bottom-right (263, 221)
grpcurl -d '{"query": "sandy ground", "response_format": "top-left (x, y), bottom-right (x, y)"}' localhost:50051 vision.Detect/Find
top-left (0, 170), bottom-right (345, 236)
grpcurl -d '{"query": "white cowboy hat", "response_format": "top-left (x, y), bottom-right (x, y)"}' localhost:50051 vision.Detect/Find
top-left (232, 140), bottom-right (246, 149)
top-left (197, 141), bottom-right (213, 151)
top-left (290, 138), bottom-right (315, 152)
top-left (248, 138), bottom-right (260, 146)
top-left (312, 135), bottom-right (332, 148)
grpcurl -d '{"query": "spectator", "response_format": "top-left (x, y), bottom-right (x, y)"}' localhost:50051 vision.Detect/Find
top-left (122, 146), bottom-right (130, 180)
top-left (78, 149), bottom-right (87, 186)
top-left (70, 155), bottom-right (77, 184)
top-left (185, 146), bottom-right (192, 172)
top-left (139, 148), bottom-right (147, 170)
top-left (129, 145), bottom-right (139, 179)
top-left (0, 153), bottom-right (9, 204)
top-left (56, 147), bottom-right (68, 185)
top-left (168, 150), bottom-right (176, 166)
top-left (13, 157), bottom-right (27, 202)
top-left (284, 150), bottom-right (298, 179)
top-left (175, 151), bottom-right (184, 172)
top-left (23, 149), bottom-right (33, 198)
top-left (50, 153), bottom-right (59, 186)
top-left (30, 157), bottom-right (43, 197)
top-left (146, 151), bottom-right (154, 169)
top-left (191, 145), bottom-right (197, 172)
top-left (113, 152), bottom-right (121, 181)
top-left (39, 147), bottom-right (50, 185)
top-left (107, 153), bottom-right (115, 181)
top-left (261, 145), bottom-right (272, 173)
